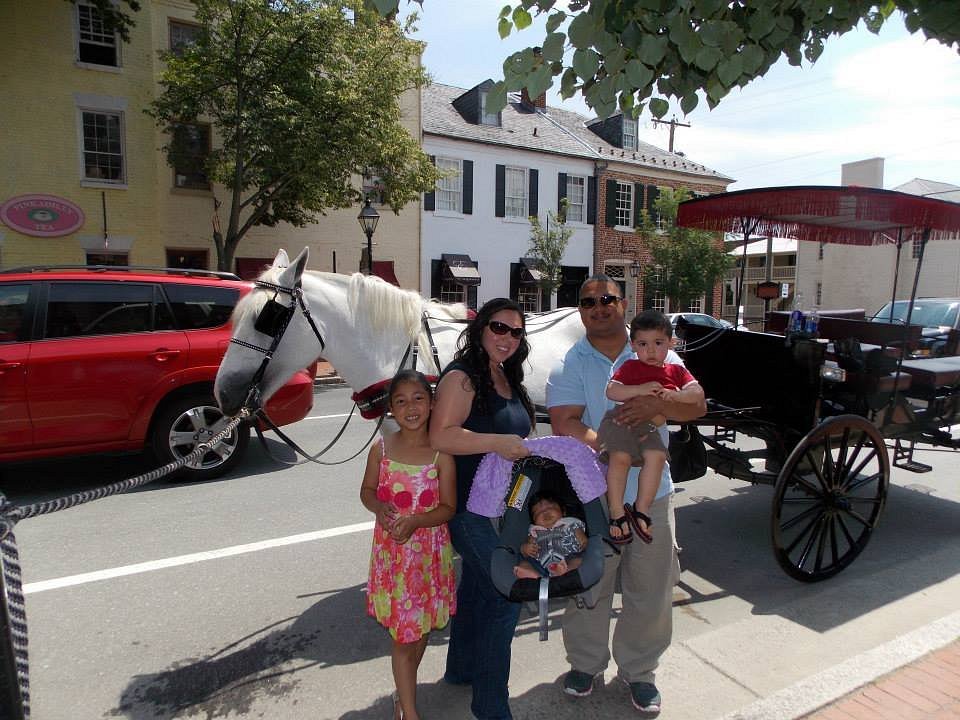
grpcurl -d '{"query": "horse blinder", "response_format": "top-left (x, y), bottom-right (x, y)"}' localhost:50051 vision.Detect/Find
top-left (254, 294), bottom-right (294, 337)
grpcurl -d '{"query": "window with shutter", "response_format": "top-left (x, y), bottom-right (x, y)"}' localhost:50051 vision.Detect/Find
top-left (505, 167), bottom-right (528, 218)
top-left (565, 175), bottom-right (585, 223)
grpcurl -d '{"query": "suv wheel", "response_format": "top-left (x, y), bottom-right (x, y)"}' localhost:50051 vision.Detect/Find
top-left (150, 394), bottom-right (250, 481)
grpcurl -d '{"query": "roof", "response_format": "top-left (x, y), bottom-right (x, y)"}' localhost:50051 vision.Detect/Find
top-left (894, 178), bottom-right (960, 204)
top-left (422, 83), bottom-right (730, 183)
top-left (677, 185), bottom-right (960, 246)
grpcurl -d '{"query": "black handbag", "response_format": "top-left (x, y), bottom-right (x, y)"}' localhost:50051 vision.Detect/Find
top-left (668, 424), bottom-right (708, 483)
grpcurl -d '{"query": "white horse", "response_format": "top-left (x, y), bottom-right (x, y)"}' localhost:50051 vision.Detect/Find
top-left (215, 248), bottom-right (586, 420)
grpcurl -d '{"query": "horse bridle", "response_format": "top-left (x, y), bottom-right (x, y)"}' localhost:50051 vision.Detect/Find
top-left (228, 278), bottom-right (445, 465)
top-left (230, 279), bottom-right (326, 410)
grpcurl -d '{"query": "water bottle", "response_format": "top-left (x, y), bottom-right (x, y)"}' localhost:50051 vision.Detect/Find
top-left (804, 310), bottom-right (820, 338)
top-left (789, 309), bottom-right (804, 334)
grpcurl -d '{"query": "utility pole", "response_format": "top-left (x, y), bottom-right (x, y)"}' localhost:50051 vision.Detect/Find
top-left (652, 116), bottom-right (691, 153)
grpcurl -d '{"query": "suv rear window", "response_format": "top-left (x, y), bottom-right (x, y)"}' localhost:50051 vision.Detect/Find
top-left (163, 284), bottom-right (239, 330)
top-left (46, 282), bottom-right (155, 338)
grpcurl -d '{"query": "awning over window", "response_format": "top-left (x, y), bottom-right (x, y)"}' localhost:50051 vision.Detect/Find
top-left (372, 260), bottom-right (400, 287)
top-left (519, 257), bottom-right (544, 283)
top-left (441, 253), bottom-right (481, 286)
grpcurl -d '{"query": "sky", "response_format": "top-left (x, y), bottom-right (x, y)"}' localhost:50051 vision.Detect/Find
top-left (402, 3), bottom-right (960, 192)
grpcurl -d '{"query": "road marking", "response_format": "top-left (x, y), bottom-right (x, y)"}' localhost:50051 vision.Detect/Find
top-left (305, 412), bottom-right (353, 420)
top-left (23, 521), bottom-right (375, 595)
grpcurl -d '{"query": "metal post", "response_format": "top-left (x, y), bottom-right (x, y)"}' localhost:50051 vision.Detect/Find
top-left (365, 229), bottom-right (373, 276)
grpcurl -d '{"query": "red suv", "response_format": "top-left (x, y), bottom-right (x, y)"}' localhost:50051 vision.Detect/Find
top-left (0, 266), bottom-right (315, 480)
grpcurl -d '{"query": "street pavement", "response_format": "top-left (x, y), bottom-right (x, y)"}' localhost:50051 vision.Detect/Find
top-left (3, 385), bottom-right (959, 719)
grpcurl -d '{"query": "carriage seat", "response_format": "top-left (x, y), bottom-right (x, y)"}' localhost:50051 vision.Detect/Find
top-left (817, 318), bottom-right (922, 353)
top-left (899, 356), bottom-right (960, 392)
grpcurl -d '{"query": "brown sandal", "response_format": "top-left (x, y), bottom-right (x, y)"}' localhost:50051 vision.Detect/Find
top-left (608, 515), bottom-right (633, 545)
top-left (623, 505), bottom-right (653, 544)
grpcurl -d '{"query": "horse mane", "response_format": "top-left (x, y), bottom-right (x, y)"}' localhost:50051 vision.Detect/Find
top-left (233, 266), bottom-right (467, 375)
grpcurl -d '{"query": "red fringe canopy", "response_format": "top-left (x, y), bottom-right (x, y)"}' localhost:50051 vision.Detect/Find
top-left (677, 186), bottom-right (960, 245)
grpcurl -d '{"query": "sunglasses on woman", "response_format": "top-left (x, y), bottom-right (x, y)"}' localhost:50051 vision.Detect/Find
top-left (487, 320), bottom-right (525, 339)
top-left (578, 294), bottom-right (621, 309)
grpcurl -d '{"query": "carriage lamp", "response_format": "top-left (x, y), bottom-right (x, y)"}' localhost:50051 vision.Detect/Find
top-left (629, 259), bottom-right (641, 278)
top-left (357, 198), bottom-right (380, 275)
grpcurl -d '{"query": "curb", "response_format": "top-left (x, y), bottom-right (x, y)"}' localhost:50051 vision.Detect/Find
top-left (716, 610), bottom-right (960, 720)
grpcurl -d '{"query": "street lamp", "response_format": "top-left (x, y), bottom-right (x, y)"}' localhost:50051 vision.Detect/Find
top-left (357, 198), bottom-right (380, 275)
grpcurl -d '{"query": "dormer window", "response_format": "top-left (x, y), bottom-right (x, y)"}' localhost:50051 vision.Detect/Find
top-left (480, 91), bottom-right (500, 127)
top-left (622, 117), bottom-right (638, 151)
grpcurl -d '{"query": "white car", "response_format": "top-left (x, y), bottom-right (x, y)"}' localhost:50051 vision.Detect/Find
top-left (666, 312), bottom-right (733, 330)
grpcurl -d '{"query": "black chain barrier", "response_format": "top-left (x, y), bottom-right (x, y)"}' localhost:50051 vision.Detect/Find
top-left (0, 411), bottom-right (248, 719)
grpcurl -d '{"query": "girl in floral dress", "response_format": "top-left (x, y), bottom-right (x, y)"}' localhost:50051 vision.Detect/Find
top-left (361, 370), bottom-right (456, 720)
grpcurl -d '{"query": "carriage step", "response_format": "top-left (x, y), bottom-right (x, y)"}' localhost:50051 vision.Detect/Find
top-left (894, 460), bottom-right (933, 473)
top-left (893, 439), bottom-right (933, 473)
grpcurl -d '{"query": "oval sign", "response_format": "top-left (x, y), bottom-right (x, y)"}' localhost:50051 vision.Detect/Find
top-left (0, 194), bottom-right (85, 237)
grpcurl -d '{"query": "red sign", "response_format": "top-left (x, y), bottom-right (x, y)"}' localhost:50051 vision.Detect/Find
top-left (1, 194), bottom-right (85, 237)
top-left (755, 281), bottom-right (781, 300)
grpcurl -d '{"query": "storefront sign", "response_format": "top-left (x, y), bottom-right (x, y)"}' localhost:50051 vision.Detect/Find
top-left (0, 194), bottom-right (85, 237)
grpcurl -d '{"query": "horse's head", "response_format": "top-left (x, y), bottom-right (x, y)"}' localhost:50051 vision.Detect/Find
top-left (215, 247), bottom-right (319, 415)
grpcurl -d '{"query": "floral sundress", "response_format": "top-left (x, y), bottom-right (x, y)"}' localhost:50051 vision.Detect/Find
top-left (366, 438), bottom-right (456, 643)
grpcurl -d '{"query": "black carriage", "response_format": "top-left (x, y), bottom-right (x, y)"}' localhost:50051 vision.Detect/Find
top-left (672, 186), bottom-right (960, 582)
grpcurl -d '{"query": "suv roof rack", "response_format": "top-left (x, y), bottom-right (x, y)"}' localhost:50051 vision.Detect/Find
top-left (0, 265), bottom-right (242, 280)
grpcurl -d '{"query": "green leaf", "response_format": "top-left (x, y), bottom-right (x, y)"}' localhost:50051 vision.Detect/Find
top-left (618, 90), bottom-right (635, 113)
top-left (542, 31), bottom-right (566, 62)
top-left (486, 80), bottom-right (508, 113)
top-left (621, 20), bottom-right (642, 50)
top-left (568, 12), bottom-right (596, 49)
top-left (624, 59), bottom-right (654, 89)
top-left (638, 34), bottom-right (668, 65)
top-left (572, 48), bottom-right (601, 79)
top-left (693, 45), bottom-right (722, 71)
top-left (604, 47), bottom-right (627, 73)
top-left (698, 20), bottom-right (724, 47)
top-left (680, 92), bottom-right (698, 114)
top-left (526, 64), bottom-right (553, 99)
top-left (545, 10), bottom-right (566, 33)
top-left (498, 17), bottom-right (512, 39)
top-left (747, 9), bottom-right (775, 40)
top-left (649, 97), bottom-right (669, 118)
top-left (715, 54), bottom-right (742, 87)
top-left (676, 27), bottom-right (702, 65)
top-left (694, 0), bottom-right (723, 18)
top-left (512, 6), bottom-right (533, 30)
top-left (499, 4), bottom-right (512, 19)
top-left (598, 75), bottom-right (617, 103)
top-left (739, 43), bottom-right (764, 74)
top-left (560, 67), bottom-right (578, 98)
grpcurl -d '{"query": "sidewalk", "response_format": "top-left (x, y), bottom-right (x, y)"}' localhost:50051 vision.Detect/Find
top-left (804, 639), bottom-right (960, 719)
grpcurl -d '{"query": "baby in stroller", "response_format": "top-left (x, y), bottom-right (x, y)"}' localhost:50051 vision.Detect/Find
top-left (514, 490), bottom-right (588, 579)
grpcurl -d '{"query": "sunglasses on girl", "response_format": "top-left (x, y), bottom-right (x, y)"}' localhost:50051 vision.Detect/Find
top-left (487, 320), bottom-right (525, 339)
top-left (578, 294), bottom-right (621, 309)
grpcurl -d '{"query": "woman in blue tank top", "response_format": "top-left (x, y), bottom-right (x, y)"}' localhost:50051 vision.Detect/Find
top-left (430, 298), bottom-right (535, 720)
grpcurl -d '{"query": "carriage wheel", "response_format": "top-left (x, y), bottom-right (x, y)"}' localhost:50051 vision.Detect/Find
top-left (771, 415), bottom-right (889, 582)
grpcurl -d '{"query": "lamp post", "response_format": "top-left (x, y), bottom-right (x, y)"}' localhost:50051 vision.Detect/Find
top-left (357, 198), bottom-right (380, 275)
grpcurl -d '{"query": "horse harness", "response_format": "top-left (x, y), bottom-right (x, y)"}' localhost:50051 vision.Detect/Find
top-left (230, 278), bottom-right (445, 465)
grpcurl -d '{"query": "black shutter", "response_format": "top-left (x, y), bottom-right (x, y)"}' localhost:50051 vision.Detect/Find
top-left (634, 183), bottom-right (643, 228)
top-left (462, 160), bottom-right (473, 215)
top-left (495, 164), bottom-right (505, 217)
top-left (424, 155), bottom-right (436, 211)
top-left (646, 184), bottom-right (660, 215)
top-left (605, 179), bottom-right (617, 227)
top-left (587, 176), bottom-right (597, 225)
top-left (528, 168), bottom-right (539, 217)
top-left (430, 258), bottom-right (441, 299)
top-left (557, 172), bottom-right (567, 213)
top-left (509, 262), bottom-right (520, 302)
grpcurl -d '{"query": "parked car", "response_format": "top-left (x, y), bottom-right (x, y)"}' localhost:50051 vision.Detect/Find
top-left (870, 297), bottom-right (960, 357)
top-left (0, 266), bottom-right (316, 480)
top-left (667, 312), bottom-right (733, 330)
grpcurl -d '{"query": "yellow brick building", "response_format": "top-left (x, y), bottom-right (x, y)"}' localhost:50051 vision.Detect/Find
top-left (0, 0), bottom-right (422, 287)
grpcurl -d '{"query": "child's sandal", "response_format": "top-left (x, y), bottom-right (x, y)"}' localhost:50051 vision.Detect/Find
top-left (624, 505), bottom-right (653, 544)
top-left (608, 515), bottom-right (633, 545)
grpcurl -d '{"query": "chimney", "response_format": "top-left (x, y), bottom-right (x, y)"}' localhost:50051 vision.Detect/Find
top-left (521, 87), bottom-right (547, 110)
